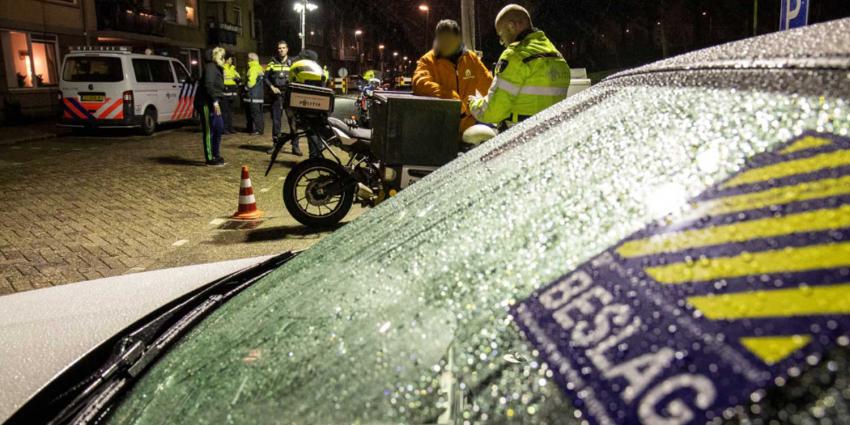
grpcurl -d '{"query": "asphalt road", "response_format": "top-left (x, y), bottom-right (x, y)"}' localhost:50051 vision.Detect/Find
top-left (0, 113), bottom-right (363, 295)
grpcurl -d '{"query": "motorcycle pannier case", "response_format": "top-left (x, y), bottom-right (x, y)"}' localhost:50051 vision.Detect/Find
top-left (284, 83), bottom-right (335, 113)
top-left (370, 93), bottom-right (460, 166)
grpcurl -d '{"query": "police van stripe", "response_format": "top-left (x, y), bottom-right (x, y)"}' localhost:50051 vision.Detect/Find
top-left (172, 82), bottom-right (189, 120)
top-left (184, 83), bottom-right (198, 119)
top-left (66, 98), bottom-right (95, 119)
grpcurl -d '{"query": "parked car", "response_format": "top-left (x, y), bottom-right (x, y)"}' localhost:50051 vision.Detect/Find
top-left (4, 18), bottom-right (850, 425)
top-left (58, 46), bottom-right (197, 135)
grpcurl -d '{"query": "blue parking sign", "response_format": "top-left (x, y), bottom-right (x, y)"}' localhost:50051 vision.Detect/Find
top-left (780, 0), bottom-right (810, 30)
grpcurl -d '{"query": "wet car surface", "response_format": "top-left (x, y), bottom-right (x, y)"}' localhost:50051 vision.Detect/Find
top-left (8, 19), bottom-right (850, 425)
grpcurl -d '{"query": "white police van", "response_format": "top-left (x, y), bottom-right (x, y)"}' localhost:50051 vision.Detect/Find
top-left (58, 46), bottom-right (198, 135)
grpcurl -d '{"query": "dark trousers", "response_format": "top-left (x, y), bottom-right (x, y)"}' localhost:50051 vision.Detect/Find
top-left (221, 95), bottom-right (235, 133)
top-left (245, 101), bottom-right (264, 134)
top-left (271, 96), bottom-right (297, 148)
top-left (200, 104), bottom-right (223, 161)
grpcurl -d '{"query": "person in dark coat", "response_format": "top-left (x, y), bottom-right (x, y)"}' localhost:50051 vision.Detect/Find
top-left (194, 47), bottom-right (227, 166)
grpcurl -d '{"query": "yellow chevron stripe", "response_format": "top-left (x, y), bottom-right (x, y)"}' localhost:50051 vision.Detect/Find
top-left (689, 174), bottom-right (850, 219)
top-left (722, 149), bottom-right (850, 188)
top-left (688, 283), bottom-right (850, 319)
top-left (780, 135), bottom-right (833, 155)
top-left (739, 335), bottom-right (812, 365)
top-left (617, 205), bottom-right (850, 258)
top-left (645, 242), bottom-right (850, 284)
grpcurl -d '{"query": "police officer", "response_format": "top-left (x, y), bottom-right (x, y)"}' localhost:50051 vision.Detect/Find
top-left (193, 47), bottom-right (227, 166)
top-left (222, 53), bottom-right (241, 134)
top-left (265, 41), bottom-right (300, 155)
top-left (469, 4), bottom-right (570, 129)
top-left (243, 52), bottom-right (265, 135)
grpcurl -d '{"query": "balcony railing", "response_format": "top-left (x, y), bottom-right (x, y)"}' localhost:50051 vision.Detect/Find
top-left (96, 1), bottom-right (165, 37)
top-left (207, 21), bottom-right (242, 45)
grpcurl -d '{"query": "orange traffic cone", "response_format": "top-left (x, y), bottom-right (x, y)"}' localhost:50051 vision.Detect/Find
top-left (232, 166), bottom-right (264, 220)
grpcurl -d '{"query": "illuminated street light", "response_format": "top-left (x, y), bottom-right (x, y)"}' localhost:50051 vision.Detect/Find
top-left (418, 4), bottom-right (430, 50)
top-left (293, 1), bottom-right (318, 50)
top-left (354, 29), bottom-right (363, 36)
top-left (393, 51), bottom-right (398, 57)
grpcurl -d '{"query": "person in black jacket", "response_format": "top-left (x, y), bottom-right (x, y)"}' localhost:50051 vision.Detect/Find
top-left (193, 47), bottom-right (227, 166)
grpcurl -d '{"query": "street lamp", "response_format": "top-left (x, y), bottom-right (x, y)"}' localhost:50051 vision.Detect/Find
top-left (418, 4), bottom-right (430, 50)
top-left (354, 30), bottom-right (363, 74)
top-left (293, 1), bottom-right (318, 51)
top-left (378, 44), bottom-right (385, 71)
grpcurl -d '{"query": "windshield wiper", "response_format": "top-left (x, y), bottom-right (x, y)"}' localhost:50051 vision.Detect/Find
top-left (6, 251), bottom-right (297, 425)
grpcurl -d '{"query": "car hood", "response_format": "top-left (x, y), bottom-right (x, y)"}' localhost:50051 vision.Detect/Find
top-left (608, 17), bottom-right (850, 79)
top-left (0, 256), bottom-right (272, 423)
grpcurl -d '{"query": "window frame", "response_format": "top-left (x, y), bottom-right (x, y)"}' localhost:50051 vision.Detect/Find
top-left (171, 60), bottom-right (191, 83)
top-left (132, 58), bottom-right (176, 84)
top-left (1, 29), bottom-right (60, 91)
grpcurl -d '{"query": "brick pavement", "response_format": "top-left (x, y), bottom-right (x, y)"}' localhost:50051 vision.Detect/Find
top-left (0, 118), bottom-right (362, 295)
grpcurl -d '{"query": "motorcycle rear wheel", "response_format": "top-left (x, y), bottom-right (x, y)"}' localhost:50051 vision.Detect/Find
top-left (283, 158), bottom-right (355, 228)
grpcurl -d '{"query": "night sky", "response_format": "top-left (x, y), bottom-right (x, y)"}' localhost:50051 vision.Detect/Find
top-left (256, 0), bottom-right (850, 75)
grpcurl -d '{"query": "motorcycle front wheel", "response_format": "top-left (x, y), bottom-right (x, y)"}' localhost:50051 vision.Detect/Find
top-left (283, 158), bottom-right (355, 228)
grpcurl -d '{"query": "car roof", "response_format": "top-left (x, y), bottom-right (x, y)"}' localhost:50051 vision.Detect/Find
top-left (65, 52), bottom-right (178, 61)
top-left (608, 17), bottom-right (850, 81)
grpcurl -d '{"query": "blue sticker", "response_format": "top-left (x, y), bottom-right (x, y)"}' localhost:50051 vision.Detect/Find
top-left (513, 131), bottom-right (850, 425)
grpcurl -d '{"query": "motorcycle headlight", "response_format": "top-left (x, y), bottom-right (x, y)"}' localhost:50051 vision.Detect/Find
top-left (382, 166), bottom-right (398, 182)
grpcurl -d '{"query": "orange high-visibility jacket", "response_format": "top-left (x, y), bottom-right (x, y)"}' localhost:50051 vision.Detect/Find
top-left (413, 49), bottom-right (493, 133)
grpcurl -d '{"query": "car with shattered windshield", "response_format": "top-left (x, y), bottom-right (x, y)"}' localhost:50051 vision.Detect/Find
top-left (3, 18), bottom-right (850, 425)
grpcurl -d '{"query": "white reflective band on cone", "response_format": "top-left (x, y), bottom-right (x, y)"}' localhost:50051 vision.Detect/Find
top-left (241, 179), bottom-right (253, 188)
top-left (239, 195), bottom-right (256, 204)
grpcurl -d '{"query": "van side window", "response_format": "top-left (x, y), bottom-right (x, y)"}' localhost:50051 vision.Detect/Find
top-left (172, 61), bottom-right (190, 83)
top-left (132, 59), bottom-right (175, 83)
top-left (132, 59), bottom-right (152, 83)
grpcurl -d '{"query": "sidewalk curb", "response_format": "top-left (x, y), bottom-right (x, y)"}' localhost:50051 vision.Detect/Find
top-left (0, 132), bottom-right (58, 146)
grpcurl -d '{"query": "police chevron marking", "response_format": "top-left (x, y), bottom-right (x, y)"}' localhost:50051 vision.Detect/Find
top-left (513, 131), bottom-right (850, 425)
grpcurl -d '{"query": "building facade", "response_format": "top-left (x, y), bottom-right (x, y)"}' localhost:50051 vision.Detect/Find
top-left (0, 0), bottom-right (258, 122)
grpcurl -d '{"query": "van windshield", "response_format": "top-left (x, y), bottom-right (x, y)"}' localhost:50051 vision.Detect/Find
top-left (62, 57), bottom-right (124, 82)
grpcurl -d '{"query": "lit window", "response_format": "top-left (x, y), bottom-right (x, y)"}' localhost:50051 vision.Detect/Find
top-left (1, 31), bottom-right (58, 88)
top-left (185, 0), bottom-right (197, 26)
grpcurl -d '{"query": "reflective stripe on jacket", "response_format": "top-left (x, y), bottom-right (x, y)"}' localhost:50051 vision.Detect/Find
top-left (413, 48), bottom-right (493, 133)
top-left (264, 57), bottom-right (291, 88)
top-left (244, 60), bottom-right (265, 102)
top-left (470, 29), bottom-right (570, 125)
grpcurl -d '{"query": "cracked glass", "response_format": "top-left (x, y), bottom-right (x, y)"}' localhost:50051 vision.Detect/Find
top-left (108, 69), bottom-right (850, 424)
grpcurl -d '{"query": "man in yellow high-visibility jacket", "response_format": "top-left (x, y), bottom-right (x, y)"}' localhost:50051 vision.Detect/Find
top-left (469, 4), bottom-right (570, 129)
top-left (222, 54), bottom-right (241, 134)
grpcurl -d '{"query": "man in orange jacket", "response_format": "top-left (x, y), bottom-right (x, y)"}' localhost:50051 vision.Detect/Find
top-left (413, 19), bottom-right (493, 134)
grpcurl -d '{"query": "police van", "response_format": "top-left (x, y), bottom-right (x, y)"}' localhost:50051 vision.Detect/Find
top-left (58, 46), bottom-right (198, 135)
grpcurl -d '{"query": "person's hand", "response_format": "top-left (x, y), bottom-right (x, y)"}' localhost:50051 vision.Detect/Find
top-left (271, 86), bottom-right (281, 95)
top-left (214, 103), bottom-right (222, 116)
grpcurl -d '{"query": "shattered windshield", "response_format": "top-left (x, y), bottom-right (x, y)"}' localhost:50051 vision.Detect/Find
top-left (109, 72), bottom-right (850, 424)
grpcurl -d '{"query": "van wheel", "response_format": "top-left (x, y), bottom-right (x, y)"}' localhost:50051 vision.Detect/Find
top-left (141, 107), bottom-right (157, 135)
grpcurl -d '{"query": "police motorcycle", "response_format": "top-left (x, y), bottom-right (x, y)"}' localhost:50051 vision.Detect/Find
top-left (265, 61), bottom-right (462, 228)
top-left (354, 77), bottom-right (382, 128)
